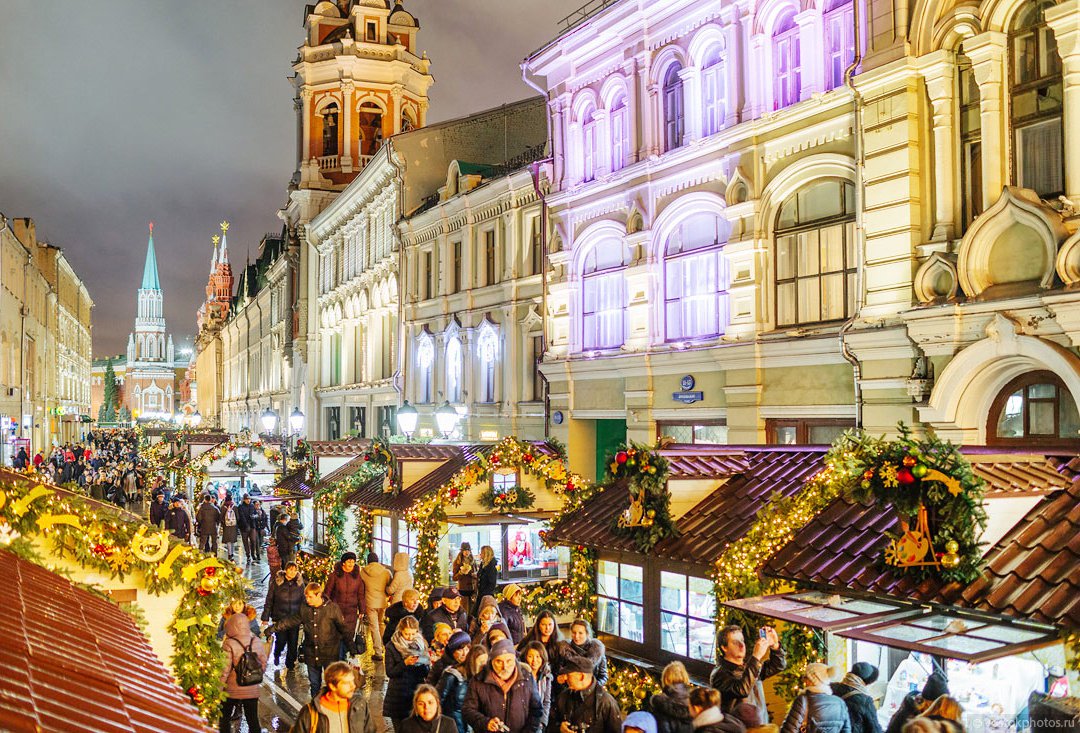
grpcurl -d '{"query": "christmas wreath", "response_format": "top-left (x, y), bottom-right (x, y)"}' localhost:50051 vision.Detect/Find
top-left (605, 442), bottom-right (676, 553)
top-left (363, 436), bottom-right (400, 494)
top-left (477, 483), bottom-right (536, 512)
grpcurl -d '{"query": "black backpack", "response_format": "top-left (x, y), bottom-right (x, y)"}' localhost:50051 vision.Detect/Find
top-left (232, 637), bottom-right (264, 686)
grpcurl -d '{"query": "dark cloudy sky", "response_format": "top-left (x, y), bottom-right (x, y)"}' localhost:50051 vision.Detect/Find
top-left (0, 0), bottom-right (581, 357)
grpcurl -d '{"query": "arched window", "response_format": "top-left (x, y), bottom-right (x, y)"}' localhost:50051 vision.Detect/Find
top-left (582, 241), bottom-right (627, 349)
top-left (610, 94), bottom-right (630, 173)
top-left (662, 63), bottom-right (685, 152)
top-left (446, 336), bottom-right (463, 403)
top-left (823, 0), bottom-right (855, 91)
top-left (958, 53), bottom-right (982, 229)
top-left (1009, 0), bottom-right (1064, 199)
top-left (582, 106), bottom-right (599, 182)
top-left (773, 10), bottom-right (802, 109)
top-left (416, 331), bottom-right (434, 403)
top-left (321, 102), bottom-right (339, 157)
top-left (775, 179), bottom-right (856, 326)
top-left (477, 323), bottom-right (499, 403)
top-left (665, 212), bottom-right (730, 341)
top-left (988, 371), bottom-right (1080, 446)
top-left (701, 47), bottom-right (724, 137)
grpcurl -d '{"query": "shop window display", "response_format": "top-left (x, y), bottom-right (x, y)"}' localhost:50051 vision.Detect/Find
top-left (659, 571), bottom-right (716, 662)
top-left (597, 560), bottom-right (644, 644)
top-left (446, 522), bottom-right (561, 584)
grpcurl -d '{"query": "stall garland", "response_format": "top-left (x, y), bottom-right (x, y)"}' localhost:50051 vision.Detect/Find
top-left (606, 659), bottom-right (662, 712)
top-left (477, 484), bottom-right (536, 513)
top-left (363, 436), bottom-right (400, 494)
top-left (519, 545), bottom-right (597, 619)
top-left (405, 436), bottom-right (591, 599)
top-left (712, 427), bottom-right (985, 701)
top-left (605, 442), bottom-right (676, 553)
top-left (0, 477), bottom-right (247, 722)
top-left (306, 462), bottom-right (382, 581)
top-left (175, 435), bottom-right (282, 489)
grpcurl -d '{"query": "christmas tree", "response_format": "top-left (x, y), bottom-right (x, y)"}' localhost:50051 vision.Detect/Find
top-left (101, 358), bottom-right (119, 423)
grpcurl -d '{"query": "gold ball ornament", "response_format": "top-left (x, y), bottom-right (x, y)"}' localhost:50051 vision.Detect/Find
top-left (944, 540), bottom-right (959, 554)
top-left (200, 575), bottom-right (219, 593)
top-left (941, 552), bottom-right (960, 569)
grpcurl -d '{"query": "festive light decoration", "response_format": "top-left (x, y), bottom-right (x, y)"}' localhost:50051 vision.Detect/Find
top-left (604, 442), bottom-right (674, 552)
top-left (605, 660), bottom-right (662, 712)
top-left (0, 473), bottom-right (248, 722)
top-left (406, 436), bottom-right (589, 597)
top-left (353, 505), bottom-right (375, 555)
top-left (296, 550), bottom-right (333, 586)
top-left (171, 433), bottom-right (282, 489)
top-left (519, 545), bottom-right (596, 620)
top-left (477, 483), bottom-right (536, 513)
top-left (363, 436), bottom-right (400, 494)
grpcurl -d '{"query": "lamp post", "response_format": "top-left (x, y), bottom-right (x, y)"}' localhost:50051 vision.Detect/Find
top-left (260, 407), bottom-right (278, 436)
top-left (280, 408), bottom-right (305, 474)
top-left (435, 401), bottom-right (461, 440)
top-left (190, 411), bottom-right (202, 429)
top-left (396, 400), bottom-right (418, 440)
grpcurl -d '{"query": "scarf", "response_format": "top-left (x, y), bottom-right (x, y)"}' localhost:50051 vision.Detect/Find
top-left (391, 631), bottom-right (430, 666)
top-left (840, 673), bottom-right (872, 697)
top-left (492, 663), bottom-right (519, 695)
top-left (693, 707), bottom-right (726, 730)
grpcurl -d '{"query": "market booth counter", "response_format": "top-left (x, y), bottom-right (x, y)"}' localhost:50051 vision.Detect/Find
top-left (545, 444), bottom-right (831, 678)
top-left (736, 449), bottom-right (1080, 730)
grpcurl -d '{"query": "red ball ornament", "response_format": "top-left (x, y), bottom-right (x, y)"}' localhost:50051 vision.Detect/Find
top-left (363, 454), bottom-right (371, 462)
top-left (566, 481), bottom-right (574, 492)
top-left (560, 586), bottom-right (570, 596)
top-left (93, 543), bottom-right (107, 555)
top-left (197, 587), bottom-right (211, 597)
top-left (188, 686), bottom-right (198, 696)
top-left (524, 454), bottom-right (534, 463)
top-left (615, 451), bottom-right (628, 465)
top-left (897, 468), bottom-right (916, 485)
top-left (449, 488), bottom-right (459, 500)
top-left (204, 567), bottom-right (216, 577)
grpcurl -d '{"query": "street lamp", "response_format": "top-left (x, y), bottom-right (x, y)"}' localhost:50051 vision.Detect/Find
top-left (435, 401), bottom-right (461, 439)
top-left (260, 407), bottom-right (278, 435)
top-left (396, 400), bottom-right (418, 439)
top-left (288, 408), bottom-right (305, 435)
top-left (190, 411), bottom-right (202, 428)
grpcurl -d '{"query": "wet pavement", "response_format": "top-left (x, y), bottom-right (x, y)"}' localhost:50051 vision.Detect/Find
top-left (226, 554), bottom-right (391, 733)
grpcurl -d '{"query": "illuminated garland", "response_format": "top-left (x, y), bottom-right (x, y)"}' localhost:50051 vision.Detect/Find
top-left (477, 484), bottom-right (536, 513)
top-left (313, 484), bottom-right (347, 560)
top-left (406, 437), bottom-right (589, 597)
top-left (606, 659), bottom-right (661, 712)
top-left (296, 550), bottom-right (333, 586)
top-left (352, 506), bottom-right (375, 555)
top-left (520, 545), bottom-right (596, 619)
top-left (0, 476), bottom-right (247, 721)
top-left (604, 442), bottom-right (674, 553)
top-left (175, 434), bottom-right (282, 486)
top-left (363, 436), bottom-right (400, 494)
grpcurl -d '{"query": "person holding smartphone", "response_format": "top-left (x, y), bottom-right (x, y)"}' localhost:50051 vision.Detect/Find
top-left (709, 625), bottom-right (786, 725)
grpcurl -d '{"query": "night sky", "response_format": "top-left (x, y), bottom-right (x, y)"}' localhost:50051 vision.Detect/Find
top-left (0, 0), bottom-right (583, 357)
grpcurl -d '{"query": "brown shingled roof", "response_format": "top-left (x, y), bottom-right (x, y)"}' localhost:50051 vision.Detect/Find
top-left (762, 451), bottom-right (1080, 628)
top-left (340, 445), bottom-right (494, 512)
top-left (276, 468), bottom-right (317, 497)
top-left (0, 548), bottom-right (211, 732)
top-left (546, 446), bottom-right (829, 567)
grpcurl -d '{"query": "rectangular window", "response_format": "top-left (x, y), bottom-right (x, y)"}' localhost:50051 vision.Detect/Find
top-left (377, 405), bottom-right (397, 439)
top-left (584, 120), bottom-right (597, 182)
top-left (325, 406), bottom-right (341, 440)
top-left (484, 230), bottom-right (497, 286)
top-left (657, 421), bottom-right (728, 445)
top-left (491, 471), bottom-right (517, 493)
top-left (583, 273), bottom-right (625, 349)
top-left (531, 336), bottom-right (544, 402)
top-left (366, 21), bottom-right (377, 42)
top-left (702, 65), bottom-right (724, 136)
top-left (663, 83), bottom-right (684, 151)
top-left (530, 219), bottom-right (543, 276)
top-left (349, 406), bottom-right (366, 438)
top-left (451, 241), bottom-right (463, 293)
top-left (774, 32), bottom-right (802, 109)
top-left (767, 418), bottom-right (852, 445)
top-left (596, 560), bottom-right (644, 643)
top-left (611, 105), bottom-right (630, 172)
top-left (1016, 119), bottom-right (1063, 199)
top-left (824, 5), bottom-right (855, 91)
top-left (422, 251), bottom-right (433, 300)
top-left (776, 221), bottom-right (855, 327)
top-left (374, 515), bottom-right (392, 565)
top-left (666, 250), bottom-right (722, 340)
top-left (400, 521), bottom-right (418, 571)
top-left (660, 572), bottom-right (717, 662)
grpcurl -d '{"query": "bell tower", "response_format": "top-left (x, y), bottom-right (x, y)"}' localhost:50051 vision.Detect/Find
top-left (292, 0), bottom-right (433, 191)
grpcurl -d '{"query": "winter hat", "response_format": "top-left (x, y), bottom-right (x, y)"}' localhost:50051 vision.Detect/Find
top-left (460, 542), bottom-right (472, 552)
top-left (341, 551), bottom-right (358, 563)
top-left (428, 587), bottom-right (445, 605)
top-left (442, 587), bottom-right (461, 600)
top-left (563, 654), bottom-right (596, 675)
top-left (446, 631), bottom-right (472, 656)
top-left (477, 595), bottom-right (499, 615)
top-left (489, 638), bottom-right (516, 660)
top-left (803, 663), bottom-right (833, 689)
top-left (433, 622), bottom-right (453, 640)
top-left (366, 551), bottom-right (379, 563)
top-left (623, 711), bottom-right (658, 733)
top-left (851, 662), bottom-right (879, 685)
top-left (922, 672), bottom-right (949, 701)
top-left (501, 583), bottom-right (523, 602)
top-left (486, 622), bottom-right (511, 644)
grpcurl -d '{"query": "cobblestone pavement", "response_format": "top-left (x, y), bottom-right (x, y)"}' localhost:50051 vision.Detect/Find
top-left (226, 554), bottom-right (390, 733)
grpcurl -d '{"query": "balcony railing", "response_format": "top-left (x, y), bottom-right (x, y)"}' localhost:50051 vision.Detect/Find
top-left (558, 0), bottom-right (622, 31)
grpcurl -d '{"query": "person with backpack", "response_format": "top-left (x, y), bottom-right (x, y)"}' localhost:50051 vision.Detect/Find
top-left (196, 494), bottom-right (221, 556)
top-left (289, 661), bottom-right (379, 733)
top-left (219, 608), bottom-right (268, 733)
top-left (221, 497), bottom-right (240, 562)
top-left (831, 663), bottom-right (883, 733)
top-left (780, 663), bottom-right (851, 733)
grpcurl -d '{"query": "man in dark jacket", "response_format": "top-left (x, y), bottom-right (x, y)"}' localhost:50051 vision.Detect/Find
top-left (274, 513), bottom-right (296, 566)
top-left (710, 625), bottom-right (786, 723)
top-left (165, 498), bottom-right (192, 542)
top-left (252, 500), bottom-right (269, 555)
top-left (550, 654), bottom-right (622, 733)
top-left (236, 494), bottom-right (259, 564)
top-left (148, 493), bottom-right (168, 528)
top-left (831, 663), bottom-right (882, 733)
top-left (384, 588), bottom-right (426, 646)
top-left (265, 581), bottom-right (357, 698)
top-left (498, 583), bottom-right (527, 645)
top-left (424, 587), bottom-right (469, 642)
top-left (463, 638), bottom-right (544, 733)
top-left (262, 562), bottom-right (305, 669)
top-left (290, 661), bottom-right (378, 733)
top-left (324, 552), bottom-right (367, 659)
top-left (195, 494), bottom-right (220, 555)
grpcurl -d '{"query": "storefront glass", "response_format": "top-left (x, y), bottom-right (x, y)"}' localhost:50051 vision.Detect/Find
top-left (660, 571), bottom-right (716, 662)
top-left (446, 520), bottom-right (563, 586)
top-left (597, 560), bottom-right (644, 643)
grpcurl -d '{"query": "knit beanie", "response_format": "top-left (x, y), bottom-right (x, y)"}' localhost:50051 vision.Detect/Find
top-left (851, 662), bottom-right (879, 685)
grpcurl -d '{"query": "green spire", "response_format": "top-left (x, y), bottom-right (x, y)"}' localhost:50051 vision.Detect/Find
top-left (141, 221), bottom-right (161, 290)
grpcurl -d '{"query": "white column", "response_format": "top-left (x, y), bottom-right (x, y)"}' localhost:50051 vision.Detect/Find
top-left (722, 6), bottom-right (744, 127)
top-left (796, 8), bottom-right (825, 98)
top-left (1046, 0), bottom-right (1080, 206)
top-left (301, 87), bottom-right (313, 161)
top-left (748, 34), bottom-right (769, 118)
top-left (964, 31), bottom-right (1008, 211)
top-left (550, 98), bottom-right (566, 186)
top-left (341, 82), bottom-right (355, 171)
top-left (623, 58), bottom-right (640, 163)
top-left (919, 50), bottom-right (958, 242)
top-left (391, 85), bottom-right (405, 134)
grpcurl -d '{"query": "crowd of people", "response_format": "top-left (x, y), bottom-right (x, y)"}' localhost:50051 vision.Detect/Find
top-left (214, 536), bottom-right (972, 733)
top-left (9, 429), bottom-right (145, 507)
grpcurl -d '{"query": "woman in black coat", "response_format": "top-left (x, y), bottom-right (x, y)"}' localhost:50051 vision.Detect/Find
top-left (386, 616), bottom-right (432, 732)
top-left (401, 684), bottom-right (459, 733)
top-left (650, 662), bottom-right (695, 733)
top-left (831, 663), bottom-right (883, 733)
top-left (475, 545), bottom-right (499, 615)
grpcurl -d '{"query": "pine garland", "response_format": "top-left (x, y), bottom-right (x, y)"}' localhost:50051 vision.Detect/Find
top-left (520, 545), bottom-right (596, 619)
top-left (606, 660), bottom-right (662, 712)
top-left (604, 442), bottom-right (676, 552)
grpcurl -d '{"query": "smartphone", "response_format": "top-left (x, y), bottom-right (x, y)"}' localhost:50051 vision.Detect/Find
top-left (759, 628), bottom-right (768, 639)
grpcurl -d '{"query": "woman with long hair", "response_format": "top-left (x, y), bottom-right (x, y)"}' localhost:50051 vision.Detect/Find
top-left (386, 616), bottom-right (432, 733)
top-left (452, 542), bottom-right (477, 613)
top-left (650, 662), bottom-right (694, 733)
top-left (401, 684), bottom-right (459, 733)
top-left (522, 641), bottom-right (553, 729)
top-left (474, 545), bottom-right (499, 616)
